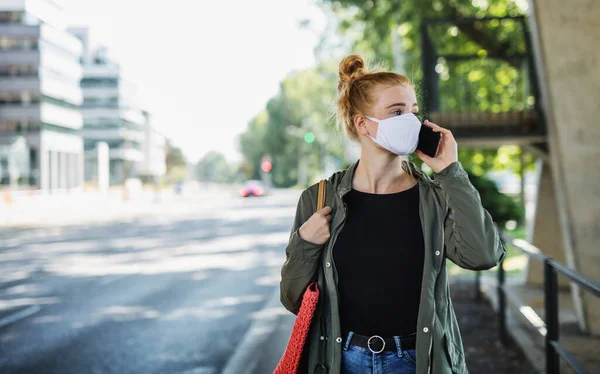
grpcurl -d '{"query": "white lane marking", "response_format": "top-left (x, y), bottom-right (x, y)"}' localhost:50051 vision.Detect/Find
top-left (0, 304), bottom-right (41, 329)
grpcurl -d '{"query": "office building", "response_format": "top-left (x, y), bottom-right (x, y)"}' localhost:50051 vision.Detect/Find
top-left (137, 110), bottom-right (166, 183)
top-left (0, 0), bottom-right (84, 190)
top-left (69, 27), bottom-right (146, 185)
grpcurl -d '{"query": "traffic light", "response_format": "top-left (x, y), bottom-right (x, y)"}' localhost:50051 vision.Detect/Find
top-left (261, 160), bottom-right (272, 173)
top-left (304, 132), bottom-right (316, 144)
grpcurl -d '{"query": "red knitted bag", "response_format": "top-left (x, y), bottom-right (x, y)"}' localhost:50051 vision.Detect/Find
top-left (274, 281), bottom-right (320, 374)
top-left (275, 180), bottom-right (327, 374)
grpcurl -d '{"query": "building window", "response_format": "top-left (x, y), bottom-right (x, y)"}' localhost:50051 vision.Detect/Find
top-left (81, 78), bottom-right (118, 88)
top-left (106, 140), bottom-right (124, 149)
top-left (84, 118), bottom-right (122, 129)
top-left (84, 140), bottom-right (98, 150)
top-left (0, 11), bottom-right (25, 24)
top-left (0, 121), bottom-right (40, 134)
top-left (0, 65), bottom-right (37, 77)
top-left (0, 36), bottom-right (38, 51)
top-left (82, 97), bottom-right (119, 108)
top-left (0, 92), bottom-right (41, 104)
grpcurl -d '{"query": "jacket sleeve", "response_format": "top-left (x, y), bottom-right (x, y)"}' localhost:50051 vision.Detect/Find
top-left (434, 162), bottom-right (507, 270)
top-left (280, 186), bottom-right (326, 315)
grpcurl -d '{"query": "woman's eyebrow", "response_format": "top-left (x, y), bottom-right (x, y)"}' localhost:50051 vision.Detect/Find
top-left (385, 102), bottom-right (407, 108)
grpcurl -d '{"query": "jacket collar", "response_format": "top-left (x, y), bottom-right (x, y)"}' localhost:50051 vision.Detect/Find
top-left (332, 158), bottom-right (438, 200)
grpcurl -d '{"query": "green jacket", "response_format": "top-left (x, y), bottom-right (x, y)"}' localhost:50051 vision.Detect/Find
top-left (280, 160), bottom-right (506, 374)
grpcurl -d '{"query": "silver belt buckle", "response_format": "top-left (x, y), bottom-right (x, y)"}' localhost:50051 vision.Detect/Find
top-left (367, 335), bottom-right (385, 354)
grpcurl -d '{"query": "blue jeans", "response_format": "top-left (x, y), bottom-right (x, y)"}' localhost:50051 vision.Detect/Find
top-left (341, 331), bottom-right (417, 374)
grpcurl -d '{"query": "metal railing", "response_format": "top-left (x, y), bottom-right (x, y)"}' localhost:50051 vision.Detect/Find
top-left (486, 232), bottom-right (600, 374)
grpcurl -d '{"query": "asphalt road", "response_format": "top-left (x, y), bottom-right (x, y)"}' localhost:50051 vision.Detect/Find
top-left (0, 190), bottom-right (300, 374)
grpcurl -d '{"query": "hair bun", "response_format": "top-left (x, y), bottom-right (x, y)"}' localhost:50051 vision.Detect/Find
top-left (338, 54), bottom-right (366, 92)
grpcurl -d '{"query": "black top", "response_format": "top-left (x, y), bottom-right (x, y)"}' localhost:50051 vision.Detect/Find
top-left (333, 184), bottom-right (425, 337)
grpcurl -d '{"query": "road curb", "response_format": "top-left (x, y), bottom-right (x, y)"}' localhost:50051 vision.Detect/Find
top-left (221, 286), bottom-right (288, 374)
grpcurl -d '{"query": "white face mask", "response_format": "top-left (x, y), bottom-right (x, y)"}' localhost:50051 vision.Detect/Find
top-left (365, 113), bottom-right (422, 155)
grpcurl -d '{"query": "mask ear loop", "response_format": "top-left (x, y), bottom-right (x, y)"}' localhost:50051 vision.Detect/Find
top-left (364, 116), bottom-right (393, 152)
top-left (364, 116), bottom-right (379, 139)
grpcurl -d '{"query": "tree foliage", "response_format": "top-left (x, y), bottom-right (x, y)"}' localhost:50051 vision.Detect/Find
top-left (238, 63), bottom-right (346, 187)
top-left (318, 0), bottom-right (527, 71)
top-left (465, 170), bottom-right (525, 225)
top-left (165, 140), bottom-right (187, 171)
top-left (196, 151), bottom-right (234, 183)
top-left (164, 140), bottom-right (188, 183)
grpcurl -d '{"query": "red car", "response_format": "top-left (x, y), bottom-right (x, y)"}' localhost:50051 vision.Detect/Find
top-left (240, 180), bottom-right (266, 197)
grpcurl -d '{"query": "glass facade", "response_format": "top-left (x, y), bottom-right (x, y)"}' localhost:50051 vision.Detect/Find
top-left (0, 92), bottom-right (41, 104)
top-left (0, 121), bottom-right (41, 134)
top-left (0, 4), bottom-right (84, 190)
top-left (82, 118), bottom-right (122, 129)
top-left (81, 77), bottom-right (119, 88)
top-left (0, 11), bottom-right (40, 25)
top-left (82, 96), bottom-right (119, 108)
top-left (0, 36), bottom-right (39, 50)
top-left (0, 64), bottom-right (37, 77)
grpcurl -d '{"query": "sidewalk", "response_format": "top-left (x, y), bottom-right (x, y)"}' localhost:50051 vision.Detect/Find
top-left (0, 186), bottom-right (237, 231)
top-left (229, 277), bottom-right (535, 373)
top-left (0, 189), bottom-right (159, 228)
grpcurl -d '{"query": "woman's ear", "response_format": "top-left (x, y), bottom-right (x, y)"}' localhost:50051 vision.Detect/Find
top-left (354, 115), bottom-right (369, 136)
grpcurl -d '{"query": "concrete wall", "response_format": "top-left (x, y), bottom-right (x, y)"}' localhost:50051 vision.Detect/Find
top-left (526, 161), bottom-right (570, 289)
top-left (529, 0), bottom-right (600, 334)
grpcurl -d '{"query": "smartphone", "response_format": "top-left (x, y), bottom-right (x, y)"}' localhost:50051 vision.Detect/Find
top-left (417, 124), bottom-right (441, 158)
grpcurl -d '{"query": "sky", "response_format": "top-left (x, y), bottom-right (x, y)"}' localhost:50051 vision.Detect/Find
top-left (61, 0), bottom-right (327, 164)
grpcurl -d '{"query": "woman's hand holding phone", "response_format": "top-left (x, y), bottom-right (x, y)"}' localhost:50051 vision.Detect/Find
top-left (415, 119), bottom-right (458, 173)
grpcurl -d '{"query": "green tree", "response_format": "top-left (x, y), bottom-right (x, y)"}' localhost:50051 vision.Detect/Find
top-left (196, 151), bottom-right (234, 183)
top-left (165, 140), bottom-right (186, 170)
top-left (239, 111), bottom-right (269, 181)
top-left (318, 0), bottom-right (527, 71)
top-left (465, 170), bottom-right (525, 226)
top-left (164, 139), bottom-right (187, 183)
top-left (238, 63), bottom-right (346, 188)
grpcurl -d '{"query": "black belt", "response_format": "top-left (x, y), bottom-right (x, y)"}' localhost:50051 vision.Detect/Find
top-left (348, 332), bottom-right (416, 353)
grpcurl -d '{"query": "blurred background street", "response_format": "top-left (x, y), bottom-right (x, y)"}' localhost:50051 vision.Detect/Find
top-left (0, 189), bottom-right (300, 373)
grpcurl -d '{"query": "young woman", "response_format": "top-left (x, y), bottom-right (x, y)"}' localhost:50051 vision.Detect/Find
top-left (280, 54), bottom-right (506, 374)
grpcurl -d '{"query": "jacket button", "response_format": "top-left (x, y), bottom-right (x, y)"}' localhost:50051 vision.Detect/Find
top-left (336, 337), bottom-right (342, 343)
top-left (326, 262), bottom-right (331, 268)
top-left (423, 327), bottom-right (429, 333)
top-left (320, 336), bottom-right (325, 341)
top-left (435, 251), bottom-right (440, 256)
